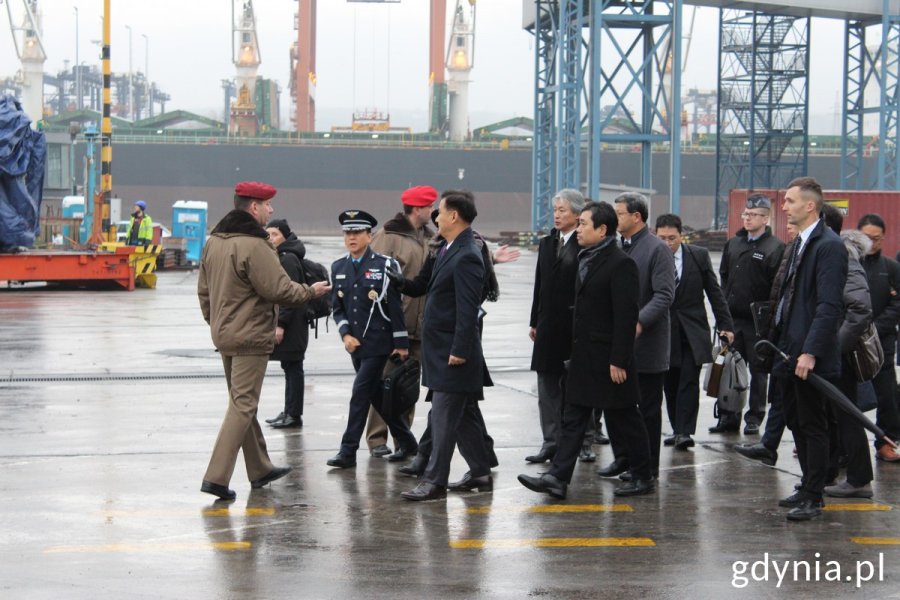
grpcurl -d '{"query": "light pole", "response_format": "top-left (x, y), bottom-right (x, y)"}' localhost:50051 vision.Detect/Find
top-left (74, 6), bottom-right (81, 109)
top-left (125, 24), bottom-right (133, 121)
top-left (142, 33), bottom-right (149, 118)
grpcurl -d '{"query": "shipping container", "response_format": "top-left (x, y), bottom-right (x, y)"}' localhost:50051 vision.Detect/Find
top-left (728, 189), bottom-right (900, 259)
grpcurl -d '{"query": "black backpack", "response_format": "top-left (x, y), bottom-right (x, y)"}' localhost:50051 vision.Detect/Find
top-left (300, 258), bottom-right (332, 337)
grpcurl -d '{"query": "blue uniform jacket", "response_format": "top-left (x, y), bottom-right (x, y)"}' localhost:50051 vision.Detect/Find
top-left (331, 248), bottom-right (409, 358)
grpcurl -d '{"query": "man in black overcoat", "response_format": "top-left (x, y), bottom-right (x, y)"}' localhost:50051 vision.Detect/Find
top-left (528, 188), bottom-right (588, 463)
top-left (656, 214), bottom-right (734, 450)
top-left (401, 191), bottom-right (493, 501)
top-left (518, 201), bottom-right (654, 499)
top-left (770, 177), bottom-right (848, 521)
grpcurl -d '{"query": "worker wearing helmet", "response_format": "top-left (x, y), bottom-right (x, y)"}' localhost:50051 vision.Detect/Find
top-left (126, 200), bottom-right (154, 246)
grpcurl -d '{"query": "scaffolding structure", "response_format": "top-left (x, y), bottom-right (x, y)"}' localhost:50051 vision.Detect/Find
top-left (528, 0), bottom-right (682, 232)
top-left (715, 10), bottom-right (809, 227)
top-left (841, 3), bottom-right (900, 189)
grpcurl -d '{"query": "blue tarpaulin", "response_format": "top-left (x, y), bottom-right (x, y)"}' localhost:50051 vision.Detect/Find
top-left (0, 95), bottom-right (46, 252)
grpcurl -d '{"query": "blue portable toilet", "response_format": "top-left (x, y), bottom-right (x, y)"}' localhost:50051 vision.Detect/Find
top-left (172, 200), bottom-right (208, 263)
top-left (61, 196), bottom-right (85, 243)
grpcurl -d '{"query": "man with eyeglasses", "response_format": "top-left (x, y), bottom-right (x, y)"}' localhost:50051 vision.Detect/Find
top-left (715, 194), bottom-right (785, 435)
top-left (858, 214), bottom-right (900, 462)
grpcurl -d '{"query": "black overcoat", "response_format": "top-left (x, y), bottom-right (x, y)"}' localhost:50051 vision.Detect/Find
top-left (270, 235), bottom-right (310, 362)
top-left (530, 229), bottom-right (580, 373)
top-left (565, 241), bottom-right (641, 410)
top-left (420, 227), bottom-right (485, 395)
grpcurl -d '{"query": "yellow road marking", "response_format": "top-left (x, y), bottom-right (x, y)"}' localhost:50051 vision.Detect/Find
top-left (851, 537), bottom-right (900, 545)
top-left (450, 537), bottom-right (655, 549)
top-left (45, 541), bottom-right (252, 554)
top-left (98, 508), bottom-right (276, 518)
top-left (466, 504), bottom-right (633, 514)
top-left (824, 504), bottom-right (892, 512)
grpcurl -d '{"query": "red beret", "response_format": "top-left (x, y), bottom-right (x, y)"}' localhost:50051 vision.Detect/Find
top-left (235, 181), bottom-right (277, 200)
top-left (401, 185), bottom-right (438, 207)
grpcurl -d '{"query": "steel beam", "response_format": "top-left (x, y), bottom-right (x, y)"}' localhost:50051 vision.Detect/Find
top-left (531, 1), bottom-right (559, 231)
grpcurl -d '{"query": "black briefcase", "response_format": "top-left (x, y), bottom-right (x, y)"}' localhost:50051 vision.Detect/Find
top-left (382, 356), bottom-right (421, 418)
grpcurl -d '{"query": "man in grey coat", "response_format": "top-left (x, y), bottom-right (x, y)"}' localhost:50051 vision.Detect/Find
top-left (597, 193), bottom-right (675, 480)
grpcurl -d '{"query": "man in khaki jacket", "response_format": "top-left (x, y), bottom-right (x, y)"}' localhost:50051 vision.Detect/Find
top-left (198, 181), bottom-right (331, 501)
top-left (363, 185), bottom-right (436, 460)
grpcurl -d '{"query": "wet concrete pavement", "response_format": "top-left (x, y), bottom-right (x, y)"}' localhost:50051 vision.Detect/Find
top-left (2, 237), bottom-right (899, 599)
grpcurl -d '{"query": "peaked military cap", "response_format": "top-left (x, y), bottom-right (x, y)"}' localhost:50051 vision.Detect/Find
top-left (339, 209), bottom-right (377, 231)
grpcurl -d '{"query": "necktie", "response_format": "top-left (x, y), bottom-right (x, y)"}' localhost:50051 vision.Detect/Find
top-left (439, 244), bottom-right (448, 259)
top-left (674, 262), bottom-right (680, 287)
top-left (557, 235), bottom-right (566, 258)
top-left (622, 239), bottom-right (631, 250)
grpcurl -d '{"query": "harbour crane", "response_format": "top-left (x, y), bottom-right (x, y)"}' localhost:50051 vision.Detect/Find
top-left (230, 0), bottom-right (261, 136)
top-left (2, 0), bottom-right (46, 128)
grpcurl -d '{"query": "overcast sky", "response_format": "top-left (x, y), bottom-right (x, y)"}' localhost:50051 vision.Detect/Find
top-left (0, 1), bottom-right (849, 132)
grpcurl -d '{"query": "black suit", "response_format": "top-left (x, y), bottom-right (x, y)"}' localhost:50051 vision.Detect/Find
top-left (420, 227), bottom-right (492, 487)
top-left (529, 229), bottom-right (580, 453)
top-left (774, 220), bottom-right (847, 500)
top-left (665, 244), bottom-right (734, 436)
top-left (549, 239), bottom-right (652, 483)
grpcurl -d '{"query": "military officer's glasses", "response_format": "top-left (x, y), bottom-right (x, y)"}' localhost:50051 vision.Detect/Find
top-left (740, 211), bottom-right (767, 219)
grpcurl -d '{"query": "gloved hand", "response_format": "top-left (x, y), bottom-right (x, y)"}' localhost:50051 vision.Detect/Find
top-left (385, 263), bottom-right (407, 291)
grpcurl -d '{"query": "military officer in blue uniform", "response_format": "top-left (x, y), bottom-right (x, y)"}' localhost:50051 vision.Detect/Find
top-left (326, 210), bottom-right (419, 468)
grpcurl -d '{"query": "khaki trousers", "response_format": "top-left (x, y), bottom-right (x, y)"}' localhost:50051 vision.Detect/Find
top-left (204, 354), bottom-right (274, 485)
top-left (365, 339), bottom-right (420, 449)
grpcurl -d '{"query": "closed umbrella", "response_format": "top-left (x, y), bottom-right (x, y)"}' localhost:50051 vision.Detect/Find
top-left (755, 340), bottom-right (898, 449)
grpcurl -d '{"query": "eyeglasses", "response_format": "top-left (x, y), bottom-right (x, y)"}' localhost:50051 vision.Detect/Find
top-left (740, 211), bottom-right (767, 218)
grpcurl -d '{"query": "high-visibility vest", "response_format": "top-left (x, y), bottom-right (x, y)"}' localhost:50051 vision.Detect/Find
top-left (126, 214), bottom-right (154, 244)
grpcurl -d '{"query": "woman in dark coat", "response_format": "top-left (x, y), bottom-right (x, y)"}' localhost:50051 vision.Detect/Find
top-left (264, 219), bottom-right (309, 429)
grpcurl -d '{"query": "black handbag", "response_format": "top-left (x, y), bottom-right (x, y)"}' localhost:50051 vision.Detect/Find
top-left (850, 322), bottom-right (884, 382)
top-left (382, 356), bottom-right (421, 418)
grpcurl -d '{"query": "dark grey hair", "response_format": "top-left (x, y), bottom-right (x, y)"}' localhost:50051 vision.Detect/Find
top-left (614, 192), bottom-right (649, 224)
top-left (553, 188), bottom-right (586, 214)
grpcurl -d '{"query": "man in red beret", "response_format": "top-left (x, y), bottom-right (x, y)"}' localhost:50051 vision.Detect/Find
top-left (197, 181), bottom-right (332, 501)
top-left (363, 185), bottom-right (438, 460)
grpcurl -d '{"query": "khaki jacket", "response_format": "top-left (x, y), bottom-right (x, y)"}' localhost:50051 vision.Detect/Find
top-left (198, 210), bottom-right (316, 356)
top-left (370, 213), bottom-right (432, 339)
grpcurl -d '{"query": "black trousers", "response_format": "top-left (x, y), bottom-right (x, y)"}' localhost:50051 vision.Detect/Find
top-left (550, 402), bottom-right (651, 483)
top-left (760, 377), bottom-right (786, 452)
top-left (612, 372), bottom-right (664, 475)
top-left (830, 357), bottom-right (873, 486)
top-left (422, 391), bottom-right (492, 487)
top-left (664, 336), bottom-right (701, 436)
top-left (339, 355), bottom-right (417, 456)
top-left (281, 359), bottom-right (304, 418)
top-left (721, 320), bottom-right (768, 425)
top-left (779, 375), bottom-right (832, 499)
top-left (873, 353), bottom-right (900, 450)
top-left (417, 402), bottom-right (498, 468)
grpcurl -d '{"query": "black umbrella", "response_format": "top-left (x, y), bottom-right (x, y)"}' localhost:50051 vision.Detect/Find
top-left (755, 339), bottom-right (898, 450)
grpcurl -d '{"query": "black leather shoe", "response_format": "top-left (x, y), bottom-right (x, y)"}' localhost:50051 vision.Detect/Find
top-left (619, 471), bottom-right (632, 482)
top-left (327, 453), bottom-right (357, 469)
top-left (387, 446), bottom-right (417, 462)
top-left (734, 442), bottom-right (778, 466)
top-left (744, 423), bottom-right (760, 435)
top-left (614, 478), bottom-right (655, 496)
top-left (786, 499), bottom-right (824, 521)
top-left (265, 411), bottom-right (285, 425)
top-left (399, 453), bottom-right (427, 476)
top-left (271, 415), bottom-right (302, 429)
top-left (674, 435), bottom-right (695, 450)
top-left (597, 457), bottom-right (629, 478)
top-left (251, 466), bottom-right (292, 489)
top-left (401, 482), bottom-right (447, 501)
top-left (517, 473), bottom-right (567, 499)
top-left (448, 472), bottom-right (494, 492)
top-left (708, 419), bottom-right (740, 433)
top-left (201, 480), bottom-right (236, 501)
top-left (578, 444), bottom-right (597, 462)
top-left (525, 448), bottom-right (556, 463)
top-left (778, 491), bottom-right (805, 508)
top-left (663, 434), bottom-right (677, 446)
top-left (370, 444), bottom-right (392, 458)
